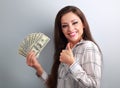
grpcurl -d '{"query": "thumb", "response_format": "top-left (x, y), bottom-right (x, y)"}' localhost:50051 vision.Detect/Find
top-left (66, 42), bottom-right (71, 51)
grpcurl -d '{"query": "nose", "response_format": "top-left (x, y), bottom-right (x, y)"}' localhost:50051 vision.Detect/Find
top-left (68, 24), bottom-right (74, 32)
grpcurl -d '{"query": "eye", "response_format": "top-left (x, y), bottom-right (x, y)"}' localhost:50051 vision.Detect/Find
top-left (72, 21), bottom-right (78, 25)
top-left (62, 24), bottom-right (68, 28)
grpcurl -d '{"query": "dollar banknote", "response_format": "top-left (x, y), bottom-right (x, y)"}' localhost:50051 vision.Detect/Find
top-left (18, 32), bottom-right (50, 58)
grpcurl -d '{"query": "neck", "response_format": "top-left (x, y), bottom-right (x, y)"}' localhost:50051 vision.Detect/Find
top-left (69, 38), bottom-right (83, 48)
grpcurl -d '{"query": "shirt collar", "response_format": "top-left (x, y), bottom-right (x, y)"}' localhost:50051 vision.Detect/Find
top-left (71, 39), bottom-right (85, 49)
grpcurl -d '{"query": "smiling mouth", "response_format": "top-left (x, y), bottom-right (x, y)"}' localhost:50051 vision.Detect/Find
top-left (69, 32), bottom-right (77, 37)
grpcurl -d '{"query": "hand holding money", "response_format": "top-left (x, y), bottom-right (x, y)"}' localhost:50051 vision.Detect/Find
top-left (18, 32), bottom-right (50, 58)
top-left (26, 51), bottom-right (44, 76)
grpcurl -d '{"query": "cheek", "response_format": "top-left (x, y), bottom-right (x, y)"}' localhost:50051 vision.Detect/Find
top-left (80, 29), bottom-right (84, 35)
top-left (62, 30), bottom-right (67, 35)
top-left (77, 28), bottom-right (84, 37)
top-left (78, 25), bottom-right (84, 32)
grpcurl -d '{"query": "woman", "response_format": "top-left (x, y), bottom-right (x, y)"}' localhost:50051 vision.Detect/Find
top-left (26, 6), bottom-right (102, 88)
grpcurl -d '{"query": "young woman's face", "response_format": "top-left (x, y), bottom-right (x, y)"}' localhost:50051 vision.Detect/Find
top-left (61, 12), bottom-right (84, 45)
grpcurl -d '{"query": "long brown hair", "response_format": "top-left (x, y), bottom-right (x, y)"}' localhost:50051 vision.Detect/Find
top-left (46, 5), bottom-right (101, 88)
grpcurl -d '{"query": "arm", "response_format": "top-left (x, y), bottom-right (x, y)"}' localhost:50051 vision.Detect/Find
top-left (69, 46), bottom-right (102, 88)
top-left (26, 51), bottom-right (48, 81)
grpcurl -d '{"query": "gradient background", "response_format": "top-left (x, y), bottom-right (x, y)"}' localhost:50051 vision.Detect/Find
top-left (0, 0), bottom-right (120, 88)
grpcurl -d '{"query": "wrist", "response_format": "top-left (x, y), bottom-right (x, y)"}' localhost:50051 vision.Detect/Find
top-left (68, 57), bottom-right (75, 66)
top-left (36, 71), bottom-right (41, 77)
top-left (35, 65), bottom-right (43, 76)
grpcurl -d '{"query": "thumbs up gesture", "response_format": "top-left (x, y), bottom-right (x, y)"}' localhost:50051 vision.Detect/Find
top-left (60, 43), bottom-right (75, 66)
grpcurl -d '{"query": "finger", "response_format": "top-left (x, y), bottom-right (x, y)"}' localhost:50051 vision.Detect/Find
top-left (26, 51), bottom-right (35, 66)
top-left (26, 52), bottom-right (31, 65)
top-left (59, 56), bottom-right (62, 62)
top-left (66, 42), bottom-right (71, 51)
top-left (30, 52), bottom-right (36, 66)
top-left (30, 53), bottom-right (34, 66)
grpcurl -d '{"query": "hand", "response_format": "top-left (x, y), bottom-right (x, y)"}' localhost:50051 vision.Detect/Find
top-left (60, 43), bottom-right (75, 66)
top-left (26, 51), bottom-right (43, 75)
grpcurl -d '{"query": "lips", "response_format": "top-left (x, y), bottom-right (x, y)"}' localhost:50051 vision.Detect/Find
top-left (68, 32), bottom-right (77, 37)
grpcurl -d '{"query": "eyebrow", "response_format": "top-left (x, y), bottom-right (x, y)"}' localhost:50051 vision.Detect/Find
top-left (61, 19), bottom-right (78, 24)
top-left (71, 19), bottom-right (78, 22)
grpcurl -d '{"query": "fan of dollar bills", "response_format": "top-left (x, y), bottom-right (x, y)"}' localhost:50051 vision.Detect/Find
top-left (18, 32), bottom-right (50, 58)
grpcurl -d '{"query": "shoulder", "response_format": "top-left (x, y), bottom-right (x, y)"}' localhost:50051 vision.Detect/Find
top-left (76, 40), bottom-right (99, 52)
top-left (82, 40), bottom-right (96, 47)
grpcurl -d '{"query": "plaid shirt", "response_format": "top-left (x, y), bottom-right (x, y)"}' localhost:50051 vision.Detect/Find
top-left (41, 40), bottom-right (102, 88)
